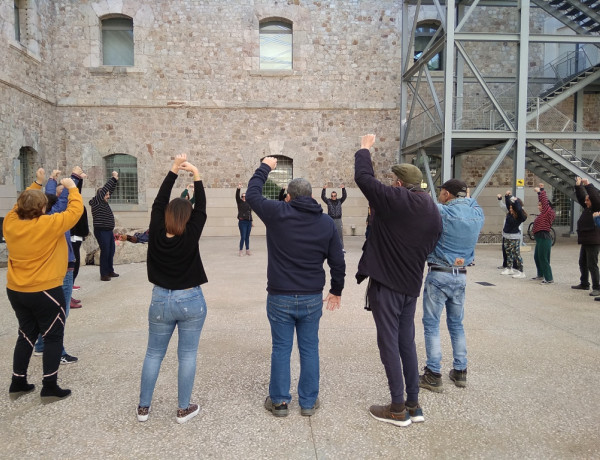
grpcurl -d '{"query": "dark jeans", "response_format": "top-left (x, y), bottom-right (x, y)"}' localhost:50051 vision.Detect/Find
top-left (7, 286), bottom-right (65, 381)
top-left (94, 228), bottom-right (115, 276)
top-left (238, 220), bottom-right (252, 250)
top-left (579, 244), bottom-right (600, 289)
top-left (368, 280), bottom-right (419, 405)
top-left (72, 240), bottom-right (82, 282)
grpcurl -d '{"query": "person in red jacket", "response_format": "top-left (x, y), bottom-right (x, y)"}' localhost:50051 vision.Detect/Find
top-left (531, 183), bottom-right (556, 284)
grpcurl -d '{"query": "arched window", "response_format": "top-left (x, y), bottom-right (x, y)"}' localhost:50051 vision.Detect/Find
top-left (262, 155), bottom-right (293, 199)
top-left (260, 20), bottom-right (293, 70)
top-left (18, 147), bottom-right (37, 192)
top-left (105, 154), bottom-right (138, 204)
top-left (414, 22), bottom-right (443, 71)
top-left (102, 16), bottom-right (134, 66)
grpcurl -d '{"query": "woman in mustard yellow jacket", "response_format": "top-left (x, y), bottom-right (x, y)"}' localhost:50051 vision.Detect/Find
top-left (3, 168), bottom-right (83, 402)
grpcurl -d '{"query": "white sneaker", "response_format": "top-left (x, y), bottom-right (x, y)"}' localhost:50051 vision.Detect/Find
top-left (512, 271), bottom-right (526, 279)
top-left (500, 268), bottom-right (514, 275)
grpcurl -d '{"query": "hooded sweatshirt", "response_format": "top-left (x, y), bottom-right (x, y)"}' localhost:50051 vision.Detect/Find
top-left (246, 163), bottom-right (345, 296)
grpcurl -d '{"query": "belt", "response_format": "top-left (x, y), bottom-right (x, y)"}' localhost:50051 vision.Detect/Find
top-left (428, 265), bottom-right (467, 274)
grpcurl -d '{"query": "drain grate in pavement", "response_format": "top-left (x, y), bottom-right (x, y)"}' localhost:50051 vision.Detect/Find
top-left (475, 281), bottom-right (495, 286)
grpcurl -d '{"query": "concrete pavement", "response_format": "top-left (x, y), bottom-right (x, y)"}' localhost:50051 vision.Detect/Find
top-left (0, 236), bottom-right (599, 459)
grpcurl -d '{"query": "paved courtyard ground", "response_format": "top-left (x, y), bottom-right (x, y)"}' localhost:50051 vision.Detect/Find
top-left (0, 236), bottom-right (599, 459)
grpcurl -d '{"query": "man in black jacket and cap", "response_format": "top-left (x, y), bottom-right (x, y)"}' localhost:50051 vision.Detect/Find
top-left (355, 134), bottom-right (441, 427)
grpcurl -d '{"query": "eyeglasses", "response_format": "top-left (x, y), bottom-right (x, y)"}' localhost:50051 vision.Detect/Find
top-left (241, 195), bottom-right (246, 198)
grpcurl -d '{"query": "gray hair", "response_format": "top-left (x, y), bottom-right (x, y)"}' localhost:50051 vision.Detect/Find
top-left (287, 178), bottom-right (312, 199)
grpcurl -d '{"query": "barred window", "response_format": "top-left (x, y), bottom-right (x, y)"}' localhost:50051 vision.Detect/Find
top-left (105, 154), bottom-right (138, 204)
top-left (102, 17), bottom-right (134, 66)
top-left (18, 147), bottom-right (36, 192)
top-left (262, 155), bottom-right (293, 200)
top-left (260, 20), bottom-right (293, 70)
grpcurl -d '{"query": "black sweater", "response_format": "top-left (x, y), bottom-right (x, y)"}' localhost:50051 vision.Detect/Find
top-left (575, 183), bottom-right (600, 245)
top-left (146, 171), bottom-right (208, 290)
top-left (354, 148), bottom-right (442, 297)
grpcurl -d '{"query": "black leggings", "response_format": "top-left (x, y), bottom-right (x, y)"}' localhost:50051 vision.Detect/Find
top-left (7, 286), bottom-right (65, 381)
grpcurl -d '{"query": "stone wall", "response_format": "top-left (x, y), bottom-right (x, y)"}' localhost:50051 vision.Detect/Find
top-left (0, 0), bottom-right (598, 239)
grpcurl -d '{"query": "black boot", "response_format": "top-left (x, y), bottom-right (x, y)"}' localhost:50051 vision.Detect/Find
top-left (40, 379), bottom-right (71, 403)
top-left (9, 376), bottom-right (35, 401)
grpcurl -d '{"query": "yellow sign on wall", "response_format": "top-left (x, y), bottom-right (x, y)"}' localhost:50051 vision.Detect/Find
top-left (516, 179), bottom-right (524, 187)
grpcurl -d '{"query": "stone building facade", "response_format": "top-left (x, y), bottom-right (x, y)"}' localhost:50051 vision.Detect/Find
top-left (1, 1), bottom-right (597, 238)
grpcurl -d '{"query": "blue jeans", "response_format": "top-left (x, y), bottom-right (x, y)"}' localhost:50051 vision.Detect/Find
top-left (139, 285), bottom-right (207, 409)
top-left (34, 269), bottom-right (73, 355)
top-left (422, 270), bottom-right (467, 374)
top-left (238, 220), bottom-right (252, 250)
top-left (94, 228), bottom-right (115, 276)
top-left (266, 293), bottom-right (322, 409)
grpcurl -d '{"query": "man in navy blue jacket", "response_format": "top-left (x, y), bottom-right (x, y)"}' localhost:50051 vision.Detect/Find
top-left (355, 134), bottom-right (441, 427)
top-left (246, 157), bottom-right (345, 418)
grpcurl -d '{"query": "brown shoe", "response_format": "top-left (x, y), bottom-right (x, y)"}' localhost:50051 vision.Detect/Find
top-left (101, 275), bottom-right (111, 281)
top-left (368, 404), bottom-right (411, 427)
top-left (109, 272), bottom-right (119, 277)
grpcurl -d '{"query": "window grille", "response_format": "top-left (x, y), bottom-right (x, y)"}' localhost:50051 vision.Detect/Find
top-left (105, 154), bottom-right (138, 204)
top-left (260, 21), bottom-right (293, 70)
top-left (262, 155), bottom-right (293, 200)
top-left (18, 147), bottom-right (36, 191)
top-left (102, 17), bottom-right (134, 66)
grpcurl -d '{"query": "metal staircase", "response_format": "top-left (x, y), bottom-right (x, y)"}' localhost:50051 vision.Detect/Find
top-left (526, 140), bottom-right (600, 200)
top-left (531, 0), bottom-right (600, 35)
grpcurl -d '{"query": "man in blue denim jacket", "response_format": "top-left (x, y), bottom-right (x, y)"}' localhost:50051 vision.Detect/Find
top-left (419, 179), bottom-right (484, 392)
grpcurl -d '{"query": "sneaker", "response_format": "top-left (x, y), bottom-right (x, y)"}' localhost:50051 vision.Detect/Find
top-left (500, 268), bottom-right (514, 275)
top-left (589, 290), bottom-right (600, 296)
top-left (419, 366), bottom-right (443, 393)
top-left (176, 404), bottom-right (200, 424)
top-left (512, 271), bottom-right (526, 279)
top-left (60, 354), bottom-right (78, 365)
top-left (72, 285), bottom-right (81, 291)
top-left (497, 265), bottom-right (507, 269)
top-left (571, 284), bottom-right (590, 290)
top-left (71, 297), bottom-right (81, 303)
top-left (70, 299), bottom-right (82, 309)
top-left (301, 398), bottom-right (320, 416)
top-left (531, 276), bottom-right (544, 281)
top-left (540, 280), bottom-right (554, 284)
top-left (33, 350), bottom-right (43, 356)
top-left (264, 396), bottom-right (288, 417)
top-left (406, 403), bottom-right (425, 423)
top-left (137, 406), bottom-right (150, 422)
top-left (368, 404), bottom-right (411, 427)
top-left (449, 368), bottom-right (467, 388)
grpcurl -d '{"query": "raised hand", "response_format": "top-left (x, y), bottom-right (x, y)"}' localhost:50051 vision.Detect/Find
top-left (361, 134), bottom-right (376, 150)
top-left (262, 157), bottom-right (277, 170)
